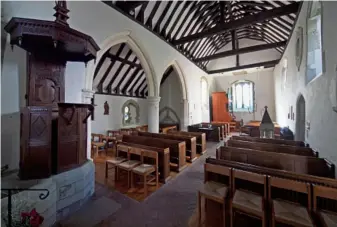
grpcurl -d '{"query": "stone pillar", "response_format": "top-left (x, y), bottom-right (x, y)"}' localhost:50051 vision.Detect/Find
top-left (82, 89), bottom-right (95, 160)
top-left (181, 99), bottom-right (189, 131)
top-left (147, 96), bottom-right (161, 133)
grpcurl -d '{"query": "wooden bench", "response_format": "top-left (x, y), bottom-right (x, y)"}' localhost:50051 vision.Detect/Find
top-left (117, 142), bottom-right (171, 183)
top-left (231, 135), bottom-right (307, 147)
top-left (167, 130), bottom-right (207, 154)
top-left (203, 158), bottom-right (337, 227)
top-left (160, 125), bottom-right (177, 134)
top-left (137, 131), bottom-right (197, 162)
top-left (216, 146), bottom-right (335, 178)
top-left (227, 139), bottom-right (318, 157)
top-left (210, 121), bottom-right (231, 137)
top-left (121, 135), bottom-right (187, 172)
top-left (202, 122), bottom-right (225, 140)
top-left (188, 123), bottom-right (221, 142)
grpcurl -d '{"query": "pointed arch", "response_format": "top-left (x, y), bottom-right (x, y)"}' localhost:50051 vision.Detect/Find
top-left (85, 31), bottom-right (157, 96)
top-left (162, 60), bottom-right (188, 101)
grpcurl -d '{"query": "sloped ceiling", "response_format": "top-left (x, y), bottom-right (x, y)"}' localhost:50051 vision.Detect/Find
top-left (104, 0), bottom-right (302, 74)
top-left (97, 1), bottom-right (302, 98)
top-left (93, 43), bottom-right (149, 98)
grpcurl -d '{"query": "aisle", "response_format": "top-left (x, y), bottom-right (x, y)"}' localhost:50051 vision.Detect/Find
top-left (62, 141), bottom-right (223, 227)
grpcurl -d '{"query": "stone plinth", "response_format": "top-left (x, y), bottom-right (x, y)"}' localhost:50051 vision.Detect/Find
top-left (1, 161), bottom-right (95, 227)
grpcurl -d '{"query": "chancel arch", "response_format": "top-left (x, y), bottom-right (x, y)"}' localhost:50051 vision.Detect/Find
top-left (159, 61), bottom-right (189, 130)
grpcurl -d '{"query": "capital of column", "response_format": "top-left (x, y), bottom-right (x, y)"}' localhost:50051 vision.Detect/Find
top-left (82, 89), bottom-right (95, 103)
top-left (147, 96), bottom-right (161, 104)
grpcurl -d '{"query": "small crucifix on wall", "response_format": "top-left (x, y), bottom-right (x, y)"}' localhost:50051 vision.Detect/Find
top-left (104, 101), bottom-right (109, 115)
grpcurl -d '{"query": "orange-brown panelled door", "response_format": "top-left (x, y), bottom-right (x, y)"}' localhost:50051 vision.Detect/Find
top-left (212, 92), bottom-right (231, 122)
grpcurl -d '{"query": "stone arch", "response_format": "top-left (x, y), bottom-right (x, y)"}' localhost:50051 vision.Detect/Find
top-left (85, 31), bottom-right (158, 96)
top-left (295, 93), bottom-right (306, 141)
top-left (121, 99), bottom-right (140, 126)
top-left (159, 106), bottom-right (181, 126)
top-left (162, 60), bottom-right (188, 101)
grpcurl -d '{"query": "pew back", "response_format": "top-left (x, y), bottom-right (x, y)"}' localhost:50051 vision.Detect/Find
top-left (227, 139), bottom-right (317, 157)
top-left (217, 146), bottom-right (334, 178)
top-left (167, 130), bottom-right (206, 154)
top-left (231, 135), bottom-right (306, 147)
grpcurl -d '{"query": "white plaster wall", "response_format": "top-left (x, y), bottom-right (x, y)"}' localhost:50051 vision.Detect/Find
top-left (274, 1), bottom-right (337, 167)
top-left (208, 39), bottom-right (282, 71)
top-left (91, 94), bottom-right (148, 134)
top-left (159, 70), bottom-right (183, 125)
top-left (65, 62), bottom-right (86, 103)
top-left (214, 69), bottom-right (276, 124)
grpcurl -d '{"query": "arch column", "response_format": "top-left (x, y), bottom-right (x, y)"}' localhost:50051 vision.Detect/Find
top-left (147, 96), bottom-right (161, 133)
top-left (181, 99), bottom-right (189, 131)
top-left (82, 88), bottom-right (95, 160)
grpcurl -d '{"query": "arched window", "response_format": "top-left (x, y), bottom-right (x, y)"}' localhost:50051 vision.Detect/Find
top-left (122, 100), bottom-right (140, 126)
top-left (306, 1), bottom-right (323, 83)
top-left (229, 80), bottom-right (255, 112)
top-left (200, 77), bottom-right (209, 110)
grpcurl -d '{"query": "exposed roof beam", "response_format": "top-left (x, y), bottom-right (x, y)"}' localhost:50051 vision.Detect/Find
top-left (173, 2), bottom-right (300, 45)
top-left (196, 40), bottom-right (286, 62)
top-left (115, 1), bottom-right (147, 12)
top-left (121, 68), bottom-right (142, 94)
top-left (160, 66), bottom-right (174, 86)
top-left (208, 59), bottom-right (280, 74)
top-left (107, 54), bottom-right (142, 69)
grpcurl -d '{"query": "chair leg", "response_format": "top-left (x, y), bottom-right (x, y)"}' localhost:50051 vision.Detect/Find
top-left (127, 171), bottom-right (130, 188)
top-left (230, 207), bottom-right (234, 227)
top-left (143, 175), bottom-right (147, 197)
top-left (105, 162), bottom-right (108, 178)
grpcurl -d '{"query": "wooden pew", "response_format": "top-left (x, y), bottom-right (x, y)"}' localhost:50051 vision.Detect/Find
top-left (209, 121), bottom-right (230, 137)
top-left (227, 139), bottom-right (318, 157)
top-left (167, 130), bottom-right (206, 154)
top-left (137, 131), bottom-right (197, 162)
top-left (121, 135), bottom-right (187, 172)
top-left (216, 146), bottom-right (335, 178)
top-left (188, 123), bottom-right (221, 142)
top-left (117, 142), bottom-right (171, 183)
top-left (231, 135), bottom-right (307, 147)
top-left (161, 125), bottom-right (177, 134)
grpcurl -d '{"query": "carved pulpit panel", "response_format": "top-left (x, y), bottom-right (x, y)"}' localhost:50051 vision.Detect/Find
top-left (28, 55), bottom-right (65, 110)
top-left (20, 106), bottom-right (52, 179)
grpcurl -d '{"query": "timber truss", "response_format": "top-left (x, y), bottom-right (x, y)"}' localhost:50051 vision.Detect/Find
top-left (97, 1), bottom-right (302, 98)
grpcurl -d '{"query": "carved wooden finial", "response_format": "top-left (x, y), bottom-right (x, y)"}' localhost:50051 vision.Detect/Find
top-left (53, 1), bottom-right (70, 26)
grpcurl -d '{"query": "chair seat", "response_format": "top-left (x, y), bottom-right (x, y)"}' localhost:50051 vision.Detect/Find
top-left (106, 157), bottom-right (126, 165)
top-left (320, 211), bottom-right (337, 227)
top-left (132, 164), bottom-right (155, 174)
top-left (233, 190), bottom-right (263, 214)
top-left (199, 181), bottom-right (228, 202)
top-left (117, 160), bottom-right (141, 170)
top-left (273, 200), bottom-right (313, 227)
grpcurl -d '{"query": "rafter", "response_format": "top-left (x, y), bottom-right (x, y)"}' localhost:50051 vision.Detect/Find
top-left (195, 40), bottom-right (286, 62)
top-left (173, 2), bottom-right (300, 45)
top-left (208, 59), bottom-right (280, 74)
top-left (107, 54), bottom-right (142, 69)
top-left (121, 68), bottom-right (142, 94)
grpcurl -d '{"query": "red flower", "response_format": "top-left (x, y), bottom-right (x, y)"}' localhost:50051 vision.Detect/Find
top-left (20, 208), bottom-right (44, 227)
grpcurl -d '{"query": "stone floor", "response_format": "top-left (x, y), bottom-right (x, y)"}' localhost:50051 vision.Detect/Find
top-left (61, 140), bottom-right (224, 227)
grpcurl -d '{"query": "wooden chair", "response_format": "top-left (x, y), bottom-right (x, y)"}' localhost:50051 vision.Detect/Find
top-left (91, 133), bottom-right (106, 157)
top-left (230, 169), bottom-right (267, 227)
top-left (116, 146), bottom-right (141, 188)
top-left (105, 144), bottom-right (128, 180)
top-left (199, 163), bottom-right (231, 227)
top-left (313, 185), bottom-right (337, 227)
top-left (131, 149), bottom-right (159, 197)
top-left (269, 176), bottom-right (314, 227)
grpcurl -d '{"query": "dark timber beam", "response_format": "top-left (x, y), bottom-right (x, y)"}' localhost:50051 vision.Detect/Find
top-left (115, 1), bottom-right (147, 12)
top-left (128, 71), bottom-right (144, 94)
top-left (173, 2), bottom-right (300, 45)
top-left (121, 68), bottom-right (142, 94)
top-left (195, 40), bottom-right (287, 62)
top-left (208, 59), bottom-right (280, 74)
top-left (107, 54), bottom-right (142, 69)
top-left (113, 57), bottom-right (138, 93)
top-left (160, 67), bottom-right (174, 86)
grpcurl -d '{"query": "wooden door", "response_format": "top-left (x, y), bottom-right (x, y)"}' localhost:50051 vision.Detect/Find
top-left (212, 92), bottom-right (231, 122)
top-left (20, 106), bottom-right (52, 179)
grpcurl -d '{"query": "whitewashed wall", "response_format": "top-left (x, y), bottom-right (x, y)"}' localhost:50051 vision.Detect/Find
top-left (274, 2), bottom-right (337, 167)
top-left (91, 94), bottom-right (148, 134)
top-left (159, 70), bottom-right (184, 126)
top-left (214, 69), bottom-right (276, 124)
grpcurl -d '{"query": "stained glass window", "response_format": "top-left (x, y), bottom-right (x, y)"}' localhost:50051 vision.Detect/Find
top-left (201, 77), bottom-right (209, 110)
